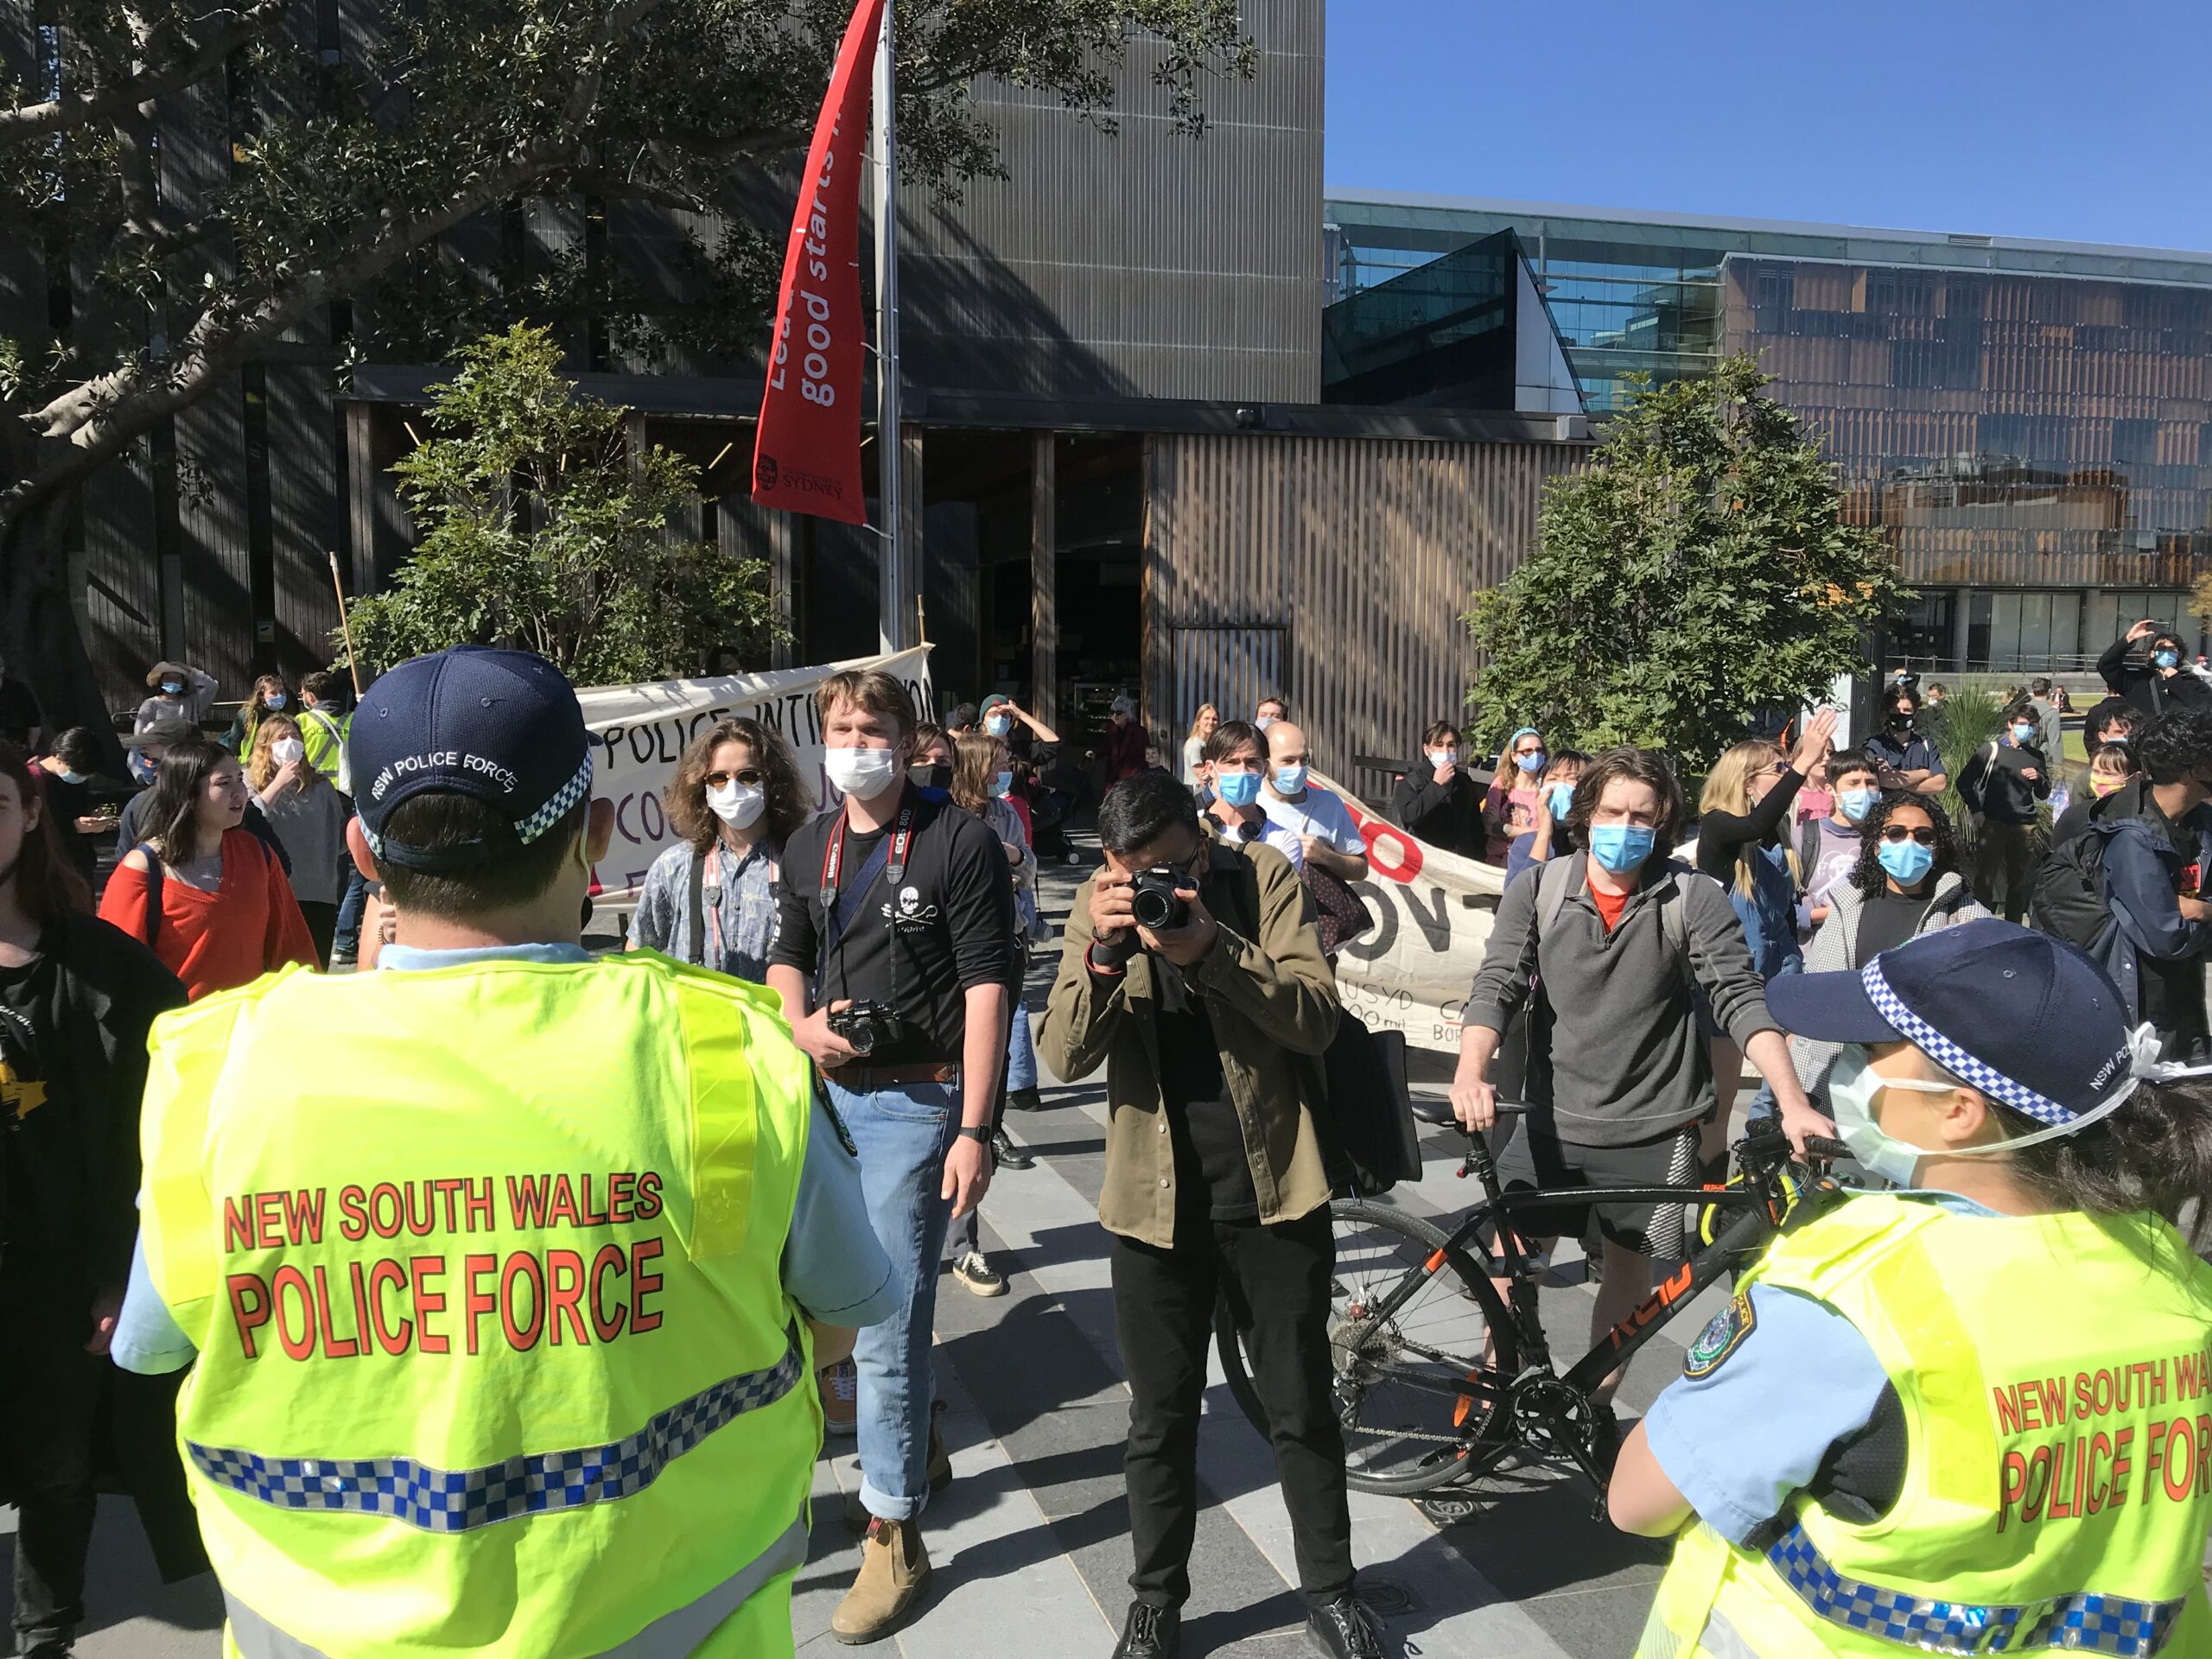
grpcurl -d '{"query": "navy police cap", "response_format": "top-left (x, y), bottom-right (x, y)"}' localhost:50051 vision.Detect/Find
top-left (1767, 918), bottom-right (2133, 1128)
top-left (350, 645), bottom-right (593, 871)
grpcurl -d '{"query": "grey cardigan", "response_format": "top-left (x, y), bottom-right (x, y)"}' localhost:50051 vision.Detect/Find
top-left (1465, 853), bottom-right (1777, 1147)
top-left (1788, 872), bottom-right (1988, 1106)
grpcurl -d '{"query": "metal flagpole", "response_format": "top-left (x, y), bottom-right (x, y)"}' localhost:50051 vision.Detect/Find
top-left (873, 0), bottom-right (910, 652)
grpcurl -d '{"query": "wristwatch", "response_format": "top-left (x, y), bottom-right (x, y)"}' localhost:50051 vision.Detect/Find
top-left (957, 1125), bottom-right (993, 1143)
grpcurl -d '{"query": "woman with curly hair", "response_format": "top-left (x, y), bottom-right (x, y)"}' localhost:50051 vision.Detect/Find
top-left (1789, 792), bottom-right (1987, 1111)
top-left (625, 717), bottom-right (808, 982)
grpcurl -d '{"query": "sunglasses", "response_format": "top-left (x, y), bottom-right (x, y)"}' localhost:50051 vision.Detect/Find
top-left (704, 768), bottom-right (763, 788)
top-left (1881, 825), bottom-right (1938, 846)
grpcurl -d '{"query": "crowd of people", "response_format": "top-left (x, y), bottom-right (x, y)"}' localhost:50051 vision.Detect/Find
top-left (7, 624), bottom-right (2212, 1659)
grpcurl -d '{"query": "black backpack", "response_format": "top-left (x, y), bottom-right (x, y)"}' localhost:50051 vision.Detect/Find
top-left (2030, 826), bottom-right (2115, 949)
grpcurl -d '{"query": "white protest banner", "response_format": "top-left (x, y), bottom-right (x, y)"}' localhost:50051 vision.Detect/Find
top-left (579, 645), bottom-right (933, 906)
top-left (1319, 774), bottom-right (1505, 1054)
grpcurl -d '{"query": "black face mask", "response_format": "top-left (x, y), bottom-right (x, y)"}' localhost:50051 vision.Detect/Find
top-left (1889, 710), bottom-right (1914, 728)
top-left (909, 763), bottom-right (952, 791)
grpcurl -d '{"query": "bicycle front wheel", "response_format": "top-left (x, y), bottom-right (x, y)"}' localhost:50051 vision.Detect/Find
top-left (1213, 1198), bottom-right (1519, 1495)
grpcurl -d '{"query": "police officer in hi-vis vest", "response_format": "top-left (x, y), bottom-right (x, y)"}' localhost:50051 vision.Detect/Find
top-left (1611, 918), bottom-right (2212, 1659)
top-left (111, 645), bottom-right (898, 1657)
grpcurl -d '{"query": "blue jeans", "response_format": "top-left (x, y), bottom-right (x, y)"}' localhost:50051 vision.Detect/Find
top-left (333, 861), bottom-right (368, 958)
top-left (1006, 993), bottom-right (1037, 1092)
top-left (829, 1076), bottom-right (957, 1522)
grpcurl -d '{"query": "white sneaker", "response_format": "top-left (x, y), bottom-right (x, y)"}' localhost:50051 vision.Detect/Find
top-left (951, 1250), bottom-right (1007, 1297)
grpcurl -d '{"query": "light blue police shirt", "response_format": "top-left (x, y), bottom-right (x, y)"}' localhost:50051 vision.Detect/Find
top-left (1641, 1191), bottom-right (1999, 1545)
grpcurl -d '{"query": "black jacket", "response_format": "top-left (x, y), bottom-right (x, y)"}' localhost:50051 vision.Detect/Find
top-left (1390, 754), bottom-right (1485, 856)
top-left (2098, 637), bottom-right (2212, 721)
top-left (1959, 739), bottom-right (2051, 826)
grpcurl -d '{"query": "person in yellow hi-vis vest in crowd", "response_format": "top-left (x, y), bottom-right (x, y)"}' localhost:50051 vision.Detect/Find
top-left (109, 645), bottom-right (898, 1658)
top-left (1611, 918), bottom-right (2212, 1659)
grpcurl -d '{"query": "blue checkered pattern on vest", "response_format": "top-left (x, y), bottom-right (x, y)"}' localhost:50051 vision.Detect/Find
top-left (1766, 1522), bottom-right (2186, 1656)
top-left (187, 1331), bottom-right (802, 1534)
top-left (1859, 957), bottom-right (2073, 1128)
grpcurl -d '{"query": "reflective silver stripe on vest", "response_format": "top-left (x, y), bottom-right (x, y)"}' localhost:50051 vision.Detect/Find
top-left (189, 1330), bottom-right (802, 1533)
top-left (1766, 1521), bottom-right (2189, 1656)
top-left (222, 1513), bottom-right (810, 1658)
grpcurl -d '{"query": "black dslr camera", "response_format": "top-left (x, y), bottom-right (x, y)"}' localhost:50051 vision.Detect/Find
top-left (828, 1001), bottom-right (905, 1056)
top-left (1128, 865), bottom-right (1192, 932)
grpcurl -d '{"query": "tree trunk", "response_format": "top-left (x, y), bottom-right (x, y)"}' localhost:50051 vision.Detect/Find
top-left (0, 484), bottom-right (131, 779)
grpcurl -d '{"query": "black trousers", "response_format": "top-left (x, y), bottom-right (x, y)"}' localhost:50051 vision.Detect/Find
top-left (1111, 1206), bottom-right (1353, 1611)
top-left (1, 1283), bottom-right (101, 1653)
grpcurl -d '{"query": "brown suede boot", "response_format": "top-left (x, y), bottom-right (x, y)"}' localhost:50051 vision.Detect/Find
top-left (830, 1516), bottom-right (931, 1644)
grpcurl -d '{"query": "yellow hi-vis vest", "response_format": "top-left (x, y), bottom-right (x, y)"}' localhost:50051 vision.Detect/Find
top-left (1637, 1193), bottom-right (2212, 1659)
top-left (138, 952), bottom-right (817, 1659)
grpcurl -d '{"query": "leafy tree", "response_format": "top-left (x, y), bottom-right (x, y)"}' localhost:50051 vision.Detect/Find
top-left (1465, 355), bottom-right (1908, 769)
top-left (0, 0), bottom-right (1252, 741)
top-left (338, 323), bottom-right (777, 684)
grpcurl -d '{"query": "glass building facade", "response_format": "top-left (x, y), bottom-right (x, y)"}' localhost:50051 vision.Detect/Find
top-left (1323, 193), bottom-right (2212, 671)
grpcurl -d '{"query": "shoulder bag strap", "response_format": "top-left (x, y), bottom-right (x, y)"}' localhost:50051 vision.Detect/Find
top-left (687, 846), bottom-right (708, 967)
top-left (136, 844), bottom-right (163, 951)
top-left (1534, 852), bottom-right (1579, 940)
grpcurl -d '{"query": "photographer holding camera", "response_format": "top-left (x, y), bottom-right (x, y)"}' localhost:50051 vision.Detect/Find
top-left (766, 669), bottom-right (1014, 1644)
top-left (1041, 771), bottom-right (1379, 1659)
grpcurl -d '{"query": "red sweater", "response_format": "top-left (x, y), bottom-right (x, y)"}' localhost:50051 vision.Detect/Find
top-left (98, 828), bottom-right (319, 1001)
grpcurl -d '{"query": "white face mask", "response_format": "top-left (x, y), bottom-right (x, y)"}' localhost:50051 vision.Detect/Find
top-left (707, 780), bottom-right (766, 829)
top-left (824, 745), bottom-right (899, 801)
top-left (270, 737), bottom-right (305, 766)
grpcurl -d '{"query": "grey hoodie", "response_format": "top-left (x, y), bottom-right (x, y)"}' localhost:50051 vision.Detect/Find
top-left (1465, 854), bottom-right (1777, 1146)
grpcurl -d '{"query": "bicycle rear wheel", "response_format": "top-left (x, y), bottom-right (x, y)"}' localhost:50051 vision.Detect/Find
top-left (1213, 1198), bottom-right (1518, 1495)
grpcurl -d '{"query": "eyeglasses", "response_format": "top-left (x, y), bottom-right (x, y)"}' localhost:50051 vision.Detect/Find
top-left (704, 768), bottom-right (763, 788)
top-left (1881, 825), bottom-right (1938, 846)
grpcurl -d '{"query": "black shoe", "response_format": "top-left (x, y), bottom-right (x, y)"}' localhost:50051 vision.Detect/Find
top-left (1007, 1085), bottom-right (1044, 1113)
top-left (1111, 1601), bottom-right (1180, 1658)
top-left (991, 1128), bottom-right (1036, 1171)
top-left (1306, 1593), bottom-right (1382, 1659)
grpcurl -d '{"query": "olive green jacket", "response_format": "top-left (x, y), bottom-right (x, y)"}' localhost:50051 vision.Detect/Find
top-left (1039, 839), bottom-right (1341, 1248)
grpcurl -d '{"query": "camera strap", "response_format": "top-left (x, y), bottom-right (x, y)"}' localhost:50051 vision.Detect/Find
top-left (816, 792), bottom-right (918, 1003)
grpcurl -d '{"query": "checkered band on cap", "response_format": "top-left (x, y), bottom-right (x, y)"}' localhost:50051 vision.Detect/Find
top-left (1859, 956), bottom-right (2073, 1129)
top-left (186, 1332), bottom-right (800, 1534)
top-left (1766, 1522), bottom-right (2185, 1656)
top-left (514, 752), bottom-right (594, 845)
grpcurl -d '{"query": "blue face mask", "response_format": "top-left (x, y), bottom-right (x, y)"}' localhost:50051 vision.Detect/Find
top-left (991, 769), bottom-right (1014, 798)
top-left (160, 681), bottom-right (183, 696)
top-left (1546, 781), bottom-right (1575, 819)
top-left (1516, 750), bottom-right (1547, 774)
top-left (1877, 837), bottom-right (1936, 887)
top-left (265, 692), bottom-right (288, 710)
top-left (985, 715), bottom-right (1011, 738)
top-left (1588, 823), bottom-right (1655, 874)
top-left (59, 768), bottom-right (86, 785)
top-left (1838, 786), bottom-right (1876, 823)
top-left (1216, 770), bottom-right (1262, 808)
top-left (1273, 764), bottom-right (1307, 793)
top-left (2011, 722), bottom-right (2036, 745)
top-left (2156, 649), bottom-right (2181, 670)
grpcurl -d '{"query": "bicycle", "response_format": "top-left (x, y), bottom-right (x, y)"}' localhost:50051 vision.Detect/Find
top-left (1213, 1105), bottom-right (1853, 1499)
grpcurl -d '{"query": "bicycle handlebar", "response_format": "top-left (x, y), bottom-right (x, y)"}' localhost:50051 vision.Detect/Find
top-left (1801, 1135), bottom-right (1853, 1164)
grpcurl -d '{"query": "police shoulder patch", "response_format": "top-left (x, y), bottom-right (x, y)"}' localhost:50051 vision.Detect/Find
top-left (1683, 1287), bottom-right (1757, 1380)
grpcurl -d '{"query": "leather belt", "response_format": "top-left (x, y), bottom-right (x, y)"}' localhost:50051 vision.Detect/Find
top-left (836, 1061), bottom-right (958, 1089)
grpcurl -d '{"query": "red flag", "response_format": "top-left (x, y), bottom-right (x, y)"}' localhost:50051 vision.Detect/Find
top-left (752, 0), bottom-right (886, 526)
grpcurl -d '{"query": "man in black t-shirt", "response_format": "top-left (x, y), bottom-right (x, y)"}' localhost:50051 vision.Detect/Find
top-left (765, 668), bottom-right (1013, 1645)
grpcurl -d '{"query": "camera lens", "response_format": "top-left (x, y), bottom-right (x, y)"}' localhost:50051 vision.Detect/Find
top-left (1131, 887), bottom-right (1176, 930)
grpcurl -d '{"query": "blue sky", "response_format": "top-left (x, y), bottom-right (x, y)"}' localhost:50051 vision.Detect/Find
top-left (1324, 1), bottom-right (2212, 251)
